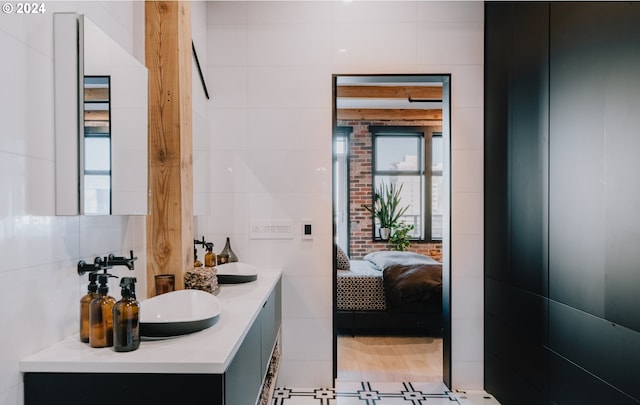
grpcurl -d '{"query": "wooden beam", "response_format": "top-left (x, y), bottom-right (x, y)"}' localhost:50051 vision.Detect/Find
top-left (337, 85), bottom-right (442, 100)
top-left (337, 108), bottom-right (442, 121)
top-left (84, 111), bottom-right (109, 121)
top-left (145, 1), bottom-right (193, 296)
top-left (84, 88), bottom-right (109, 101)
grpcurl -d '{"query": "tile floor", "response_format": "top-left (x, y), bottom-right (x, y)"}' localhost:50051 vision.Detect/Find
top-left (272, 381), bottom-right (501, 404)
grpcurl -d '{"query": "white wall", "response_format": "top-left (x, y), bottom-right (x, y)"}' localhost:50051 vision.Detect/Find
top-left (193, 1), bottom-right (212, 217)
top-left (0, 3), bottom-right (147, 404)
top-left (202, 1), bottom-right (484, 389)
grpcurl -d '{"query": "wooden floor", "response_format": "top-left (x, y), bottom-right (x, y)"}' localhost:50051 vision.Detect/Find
top-left (336, 334), bottom-right (443, 382)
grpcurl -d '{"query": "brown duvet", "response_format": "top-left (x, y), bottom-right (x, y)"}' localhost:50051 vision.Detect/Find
top-left (382, 263), bottom-right (442, 308)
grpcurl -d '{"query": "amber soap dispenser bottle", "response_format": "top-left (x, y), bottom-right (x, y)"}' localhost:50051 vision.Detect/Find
top-left (89, 274), bottom-right (116, 348)
top-left (204, 242), bottom-right (216, 267)
top-left (113, 277), bottom-right (140, 352)
top-left (80, 272), bottom-right (99, 343)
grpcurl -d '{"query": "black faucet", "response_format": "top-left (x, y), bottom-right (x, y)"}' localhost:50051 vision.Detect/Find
top-left (77, 250), bottom-right (137, 275)
top-left (106, 250), bottom-right (138, 270)
top-left (194, 236), bottom-right (214, 261)
top-left (77, 256), bottom-right (106, 275)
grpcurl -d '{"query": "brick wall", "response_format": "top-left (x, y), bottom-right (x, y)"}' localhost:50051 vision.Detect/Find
top-left (339, 119), bottom-right (443, 262)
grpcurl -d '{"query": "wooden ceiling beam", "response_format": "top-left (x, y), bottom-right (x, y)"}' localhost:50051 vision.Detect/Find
top-left (337, 108), bottom-right (442, 121)
top-left (337, 85), bottom-right (442, 100)
top-left (84, 88), bottom-right (109, 101)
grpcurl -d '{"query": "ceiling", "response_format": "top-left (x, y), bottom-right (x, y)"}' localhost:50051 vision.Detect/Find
top-left (335, 76), bottom-right (444, 122)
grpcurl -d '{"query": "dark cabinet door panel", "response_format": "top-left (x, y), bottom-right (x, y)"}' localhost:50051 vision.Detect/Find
top-left (226, 317), bottom-right (262, 405)
top-left (485, 278), bottom-right (548, 346)
top-left (549, 351), bottom-right (640, 405)
top-left (485, 2), bottom-right (549, 293)
top-left (549, 2), bottom-right (640, 331)
top-left (507, 2), bottom-right (549, 296)
top-left (24, 373), bottom-right (225, 405)
top-left (549, 301), bottom-right (640, 402)
top-left (486, 314), bottom-right (548, 393)
top-left (260, 279), bottom-right (281, 377)
top-left (485, 352), bottom-right (547, 405)
top-left (484, 2), bottom-right (511, 283)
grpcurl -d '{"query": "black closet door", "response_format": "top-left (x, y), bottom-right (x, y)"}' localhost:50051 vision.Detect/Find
top-left (484, 3), bottom-right (549, 404)
top-left (548, 3), bottom-right (640, 403)
top-left (549, 2), bottom-right (640, 328)
top-left (487, 2), bottom-right (640, 404)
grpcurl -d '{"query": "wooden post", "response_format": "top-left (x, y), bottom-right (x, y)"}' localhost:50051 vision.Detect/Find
top-left (145, 1), bottom-right (193, 296)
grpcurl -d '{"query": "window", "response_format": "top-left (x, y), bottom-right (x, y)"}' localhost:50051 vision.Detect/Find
top-left (333, 127), bottom-right (351, 254)
top-left (371, 126), bottom-right (442, 241)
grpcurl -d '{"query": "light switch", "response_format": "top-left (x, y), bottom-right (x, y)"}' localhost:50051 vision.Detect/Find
top-left (302, 221), bottom-right (313, 239)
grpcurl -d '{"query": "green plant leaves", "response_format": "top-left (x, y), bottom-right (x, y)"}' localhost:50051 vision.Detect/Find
top-left (362, 182), bottom-right (410, 229)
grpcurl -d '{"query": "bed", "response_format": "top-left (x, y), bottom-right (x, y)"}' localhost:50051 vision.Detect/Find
top-left (336, 249), bottom-right (443, 336)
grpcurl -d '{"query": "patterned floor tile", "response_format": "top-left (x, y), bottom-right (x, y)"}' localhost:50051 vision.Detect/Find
top-left (452, 390), bottom-right (501, 405)
top-left (272, 381), bottom-right (462, 404)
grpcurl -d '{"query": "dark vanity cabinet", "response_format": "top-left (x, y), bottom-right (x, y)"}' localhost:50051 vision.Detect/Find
top-left (23, 278), bottom-right (282, 405)
top-left (225, 279), bottom-right (282, 405)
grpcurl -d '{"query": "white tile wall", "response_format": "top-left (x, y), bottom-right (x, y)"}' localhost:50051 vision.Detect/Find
top-left (193, 0), bottom-right (211, 218)
top-left (331, 1), bottom-right (417, 23)
top-left (0, 3), bottom-right (146, 404)
top-left (204, 0), bottom-right (484, 390)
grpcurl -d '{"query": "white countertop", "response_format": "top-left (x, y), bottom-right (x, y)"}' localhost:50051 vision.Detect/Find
top-left (20, 269), bottom-right (282, 375)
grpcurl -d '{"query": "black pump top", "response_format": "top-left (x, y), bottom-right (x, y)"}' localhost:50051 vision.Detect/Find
top-left (87, 272), bottom-right (98, 293)
top-left (120, 277), bottom-right (137, 299)
top-left (97, 273), bottom-right (117, 295)
top-left (97, 274), bottom-right (110, 295)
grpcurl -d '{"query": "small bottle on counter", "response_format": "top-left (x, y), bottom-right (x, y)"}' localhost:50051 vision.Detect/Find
top-left (80, 272), bottom-right (99, 343)
top-left (204, 243), bottom-right (216, 268)
top-left (89, 274), bottom-right (116, 348)
top-left (113, 277), bottom-right (140, 352)
top-left (218, 237), bottom-right (237, 264)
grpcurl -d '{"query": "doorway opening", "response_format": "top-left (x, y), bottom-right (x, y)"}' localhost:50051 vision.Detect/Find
top-left (332, 74), bottom-right (451, 387)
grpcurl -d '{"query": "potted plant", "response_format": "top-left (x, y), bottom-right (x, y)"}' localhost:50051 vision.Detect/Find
top-left (389, 222), bottom-right (415, 251)
top-left (362, 182), bottom-right (410, 241)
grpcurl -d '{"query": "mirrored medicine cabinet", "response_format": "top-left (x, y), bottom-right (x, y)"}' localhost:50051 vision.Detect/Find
top-left (54, 13), bottom-right (148, 215)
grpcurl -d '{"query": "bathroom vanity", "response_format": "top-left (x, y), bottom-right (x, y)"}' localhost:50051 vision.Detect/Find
top-left (20, 269), bottom-right (282, 405)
